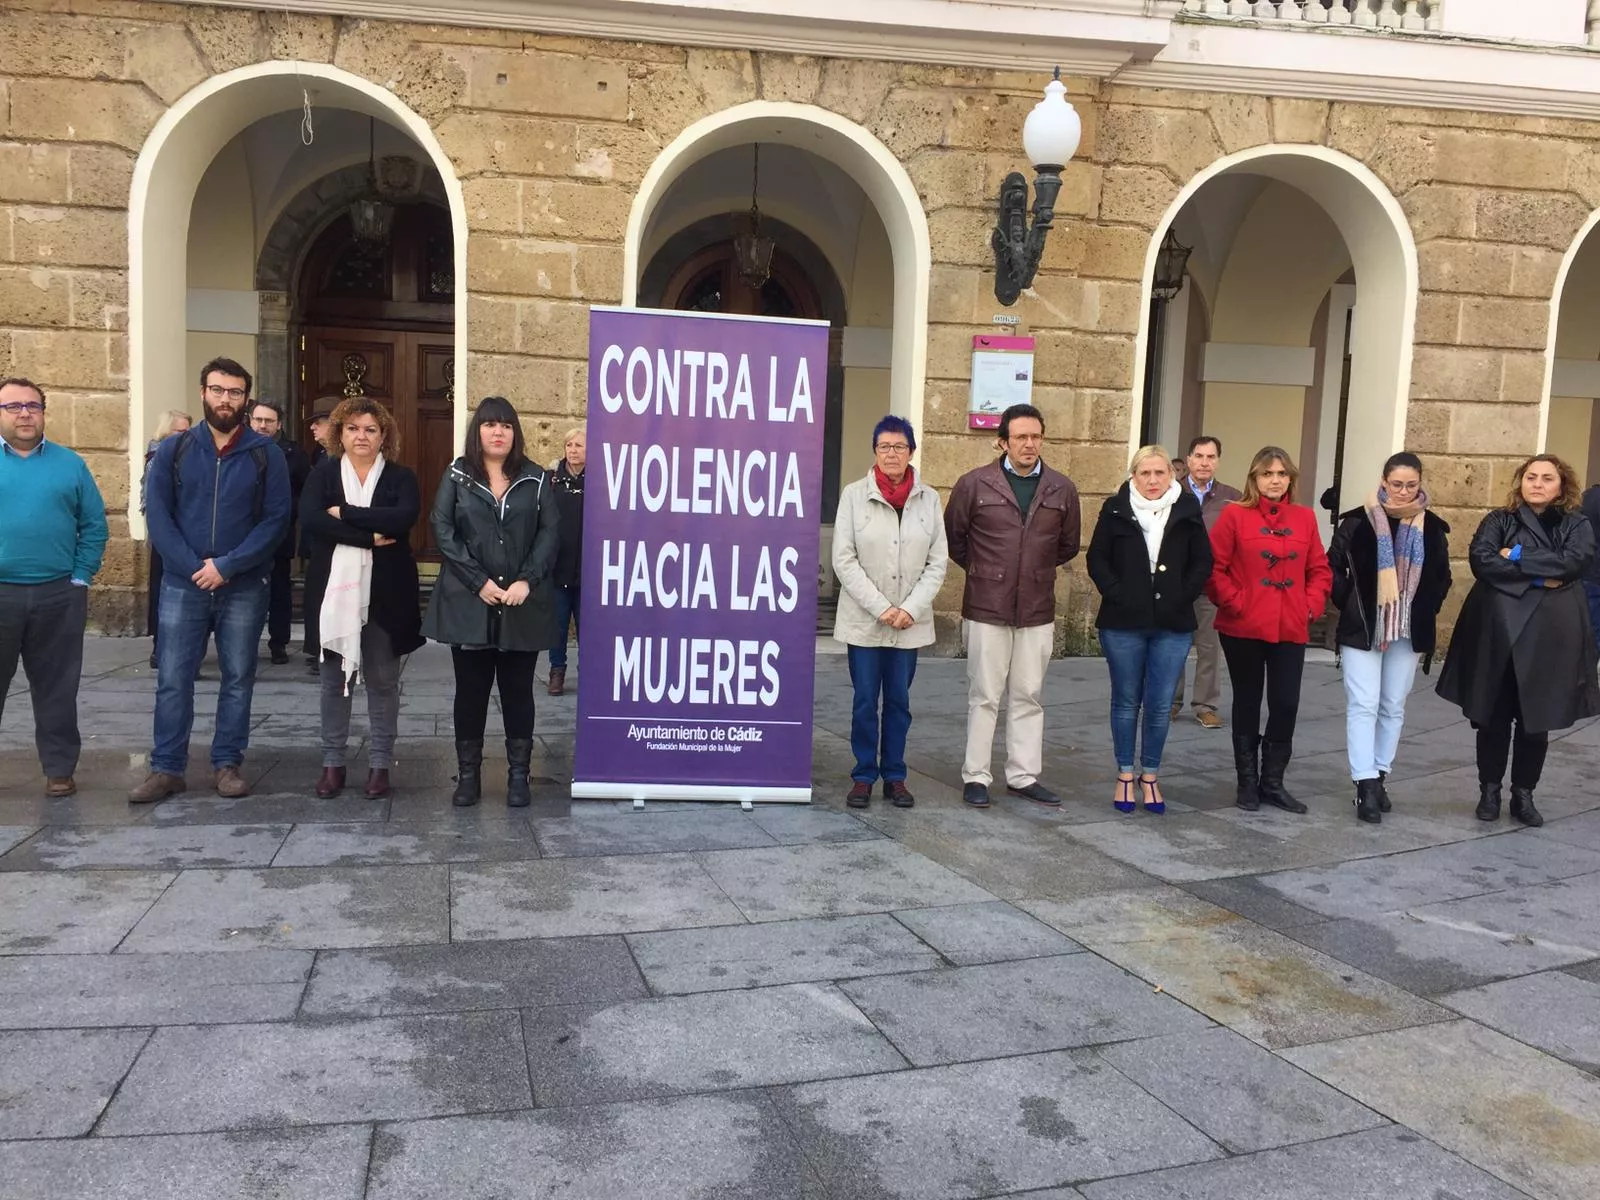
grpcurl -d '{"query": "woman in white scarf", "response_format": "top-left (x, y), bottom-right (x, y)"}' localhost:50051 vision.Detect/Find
top-left (1086, 445), bottom-right (1214, 814)
top-left (299, 398), bottom-right (424, 800)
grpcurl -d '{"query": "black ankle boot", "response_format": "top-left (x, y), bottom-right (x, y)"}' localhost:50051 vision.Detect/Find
top-left (1354, 778), bottom-right (1382, 825)
top-left (1232, 733), bottom-right (1261, 812)
top-left (1509, 785), bottom-right (1543, 828)
top-left (1258, 740), bottom-right (1307, 814)
top-left (506, 738), bottom-right (534, 808)
top-left (1475, 782), bottom-right (1502, 822)
top-left (452, 739), bottom-right (483, 807)
top-left (1376, 770), bottom-right (1392, 813)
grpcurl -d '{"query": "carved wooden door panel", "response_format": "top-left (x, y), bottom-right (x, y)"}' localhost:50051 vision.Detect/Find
top-left (407, 336), bottom-right (456, 559)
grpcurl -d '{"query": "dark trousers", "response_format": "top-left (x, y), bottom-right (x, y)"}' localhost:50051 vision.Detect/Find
top-left (452, 647), bottom-right (538, 741)
top-left (550, 584), bottom-right (580, 670)
top-left (267, 555), bottom-right (293, 651)
top-left (1219, 634), bottom-right (1306, 742)
top-left (1475, 664), bottom-right (1549, 789)
top-left (0, 579), bottom-right (89, 777)
top-left (847, 645), bottom-right (919, 784)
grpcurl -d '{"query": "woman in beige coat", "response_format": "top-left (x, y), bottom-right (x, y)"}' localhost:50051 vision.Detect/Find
top-left (832, 416), bottom-right (948, 809)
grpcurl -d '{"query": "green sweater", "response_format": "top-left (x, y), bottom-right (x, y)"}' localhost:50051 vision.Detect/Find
top-left (0, 439), bottom-right (108, 584)
top-left (1004, 463), bottom-right (1041, 515)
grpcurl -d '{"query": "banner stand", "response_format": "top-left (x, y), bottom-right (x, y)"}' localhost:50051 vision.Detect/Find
top-left (570, 783), bottom-right (811, 805)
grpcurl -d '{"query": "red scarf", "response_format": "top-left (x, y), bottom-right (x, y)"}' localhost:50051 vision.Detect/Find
top-left (874, 464), bottom-right (914, 510)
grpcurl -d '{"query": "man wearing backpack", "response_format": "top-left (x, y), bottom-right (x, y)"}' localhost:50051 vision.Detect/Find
top-left (131, 358), bottom-right (291, 802)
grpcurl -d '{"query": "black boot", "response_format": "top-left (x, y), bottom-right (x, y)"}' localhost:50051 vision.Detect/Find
top-left (1354, 778), bottom-right (1383, 825)
top-left (506, 738), bottom-right (534, 808)
top-left (1376, 770), bottom-right (1393, 813)
top-left (1259, 740), bottom-right (1307, 814)
top-left (1232, 734), bottom-right (1261, 812)
top-left (452, 739), bottom-right (483, 807)
top-left (1475, 782), bottom-right (1502, 822)
top-left (1509, 785), bottom-right (1543, 828)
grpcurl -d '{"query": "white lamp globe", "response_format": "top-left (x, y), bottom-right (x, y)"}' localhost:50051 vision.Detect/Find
top-left (1022, 77), bottom-right (1081, 170)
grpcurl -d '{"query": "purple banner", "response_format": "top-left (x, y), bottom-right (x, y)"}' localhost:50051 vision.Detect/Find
top-left (573, 307), bottom-right (827, 801)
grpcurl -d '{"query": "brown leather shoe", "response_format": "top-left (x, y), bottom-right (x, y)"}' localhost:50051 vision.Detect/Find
top-left (1196, 710), bottom-right (1224, 730)
top-left (128, 772), bottom-right (185, 804)
top-left (315, 767), bottom-right (346, 799)
top-left (365, 768), bottom-right (391, 798)
top-left (547, 667), bottom-right (566, 696)
top-left (45, 777), bottom-right (76, 798)
top-left (214, 765), bottom-right (250, 798)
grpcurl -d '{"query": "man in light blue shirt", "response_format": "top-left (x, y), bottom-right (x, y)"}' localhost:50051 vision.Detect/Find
top-left (0, 377), bottom-right (108, 797)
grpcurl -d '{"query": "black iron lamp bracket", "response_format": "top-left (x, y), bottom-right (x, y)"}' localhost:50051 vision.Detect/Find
top-left (992, 167), bottom-right (1064, 306)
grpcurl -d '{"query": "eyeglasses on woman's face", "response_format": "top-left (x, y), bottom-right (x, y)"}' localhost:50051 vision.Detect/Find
top-left (875, 442), bottom-right (911, 455)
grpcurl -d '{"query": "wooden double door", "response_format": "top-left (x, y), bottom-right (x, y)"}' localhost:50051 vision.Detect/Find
top-left (301, 327), bottom-right (454, 559)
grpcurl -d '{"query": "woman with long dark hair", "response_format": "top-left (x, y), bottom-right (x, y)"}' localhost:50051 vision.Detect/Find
top-left (422, 397), bottom-right (559, 807)
top-left (1329, 452), bottom-right (1452, 824)
top-left (299, 397), bottom-right (423, 798)
top-left (1437, 455), bottom-right (1600, 827)
top-left (1208, 446), bottom-right (1331, 814)
top-left (1087, 444), bottom-right (1212, 814)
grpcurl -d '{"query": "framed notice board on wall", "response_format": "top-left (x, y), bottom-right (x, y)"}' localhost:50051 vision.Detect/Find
top-left (969, 335), bottom-right (1035, 429)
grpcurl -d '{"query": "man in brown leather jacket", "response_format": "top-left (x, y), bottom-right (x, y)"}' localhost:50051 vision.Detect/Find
top-left (944, 403), bottom-right (1081, 808)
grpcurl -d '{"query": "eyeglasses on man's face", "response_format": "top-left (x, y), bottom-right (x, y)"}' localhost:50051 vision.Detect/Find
top-left (0, 402), bottom-right (44, 415)
top-left (205, 385), bottom-right (248, 401)
top-left (875, 442), bottom-right (911, 454)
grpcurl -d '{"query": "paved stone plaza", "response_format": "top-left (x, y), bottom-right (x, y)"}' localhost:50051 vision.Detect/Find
top-left (1, 637), bottom-right (1599, 1199)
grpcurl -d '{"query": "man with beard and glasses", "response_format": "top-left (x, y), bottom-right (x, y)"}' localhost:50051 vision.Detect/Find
top-left (130, 357), bottom-right (290, 803)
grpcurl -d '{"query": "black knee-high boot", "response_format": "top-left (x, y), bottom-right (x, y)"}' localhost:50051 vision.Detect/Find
top-left (506, 738), bottom-right (533, 808)
top-left (452, 740), bottom-right (482, 807)
top-left (1232, 734), bottom-right (1261, 812)
top-left (1259, 740), bottom-right (1308, 814)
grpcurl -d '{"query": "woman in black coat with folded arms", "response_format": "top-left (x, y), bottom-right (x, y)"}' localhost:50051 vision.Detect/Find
top-left (1437, 454), bottom-right (1600, 827)
top-left (300, 397), bottom-right (424, 800)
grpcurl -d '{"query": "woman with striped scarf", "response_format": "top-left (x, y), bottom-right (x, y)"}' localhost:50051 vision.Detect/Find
top-left (1328, 453), bottom-right (1453, 824)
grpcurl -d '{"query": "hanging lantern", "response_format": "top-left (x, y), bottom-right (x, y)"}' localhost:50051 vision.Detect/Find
top-left (347, 116), bottom-right (395, 256)
top-left (732, 144), bottom-right (776, 289)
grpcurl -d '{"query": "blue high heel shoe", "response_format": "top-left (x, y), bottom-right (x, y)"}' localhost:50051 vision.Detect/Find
top-left (1113, 775), bottom-right (1136, 813)
top-left (1138, 775), bottom-right (1166, 815)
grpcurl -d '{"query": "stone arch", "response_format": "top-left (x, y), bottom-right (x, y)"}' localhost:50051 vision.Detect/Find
top-left (623, 101), bottom-right (931, 437)
top-left (1539, 207), bottom-right (1600, 461)
top-left (127, 61), bottom-right (468, 536)
top-left (1132, 144), bottom-right (1419, 504)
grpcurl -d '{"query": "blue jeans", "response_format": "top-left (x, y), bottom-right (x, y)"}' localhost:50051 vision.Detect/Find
top-left (152, 578), bottom-right (270, 775)
top-left (1099, 628), bottom-right (1193, 774)
top-left (1586, 582), bottom-right (1600, 656)
top-left (550, 584), bottom-right (579, 670)
top-left (1341, 638), bottom-right (1417, 781)
top-left (847, 645), bottom-right (919, 785)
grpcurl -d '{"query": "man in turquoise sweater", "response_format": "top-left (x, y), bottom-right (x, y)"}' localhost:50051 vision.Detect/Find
top-left (0, 377), bottom-right (108, 797)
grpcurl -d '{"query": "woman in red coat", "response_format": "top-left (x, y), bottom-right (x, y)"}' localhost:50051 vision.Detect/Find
top-left (1208, 446), bottom-right (1332, 814)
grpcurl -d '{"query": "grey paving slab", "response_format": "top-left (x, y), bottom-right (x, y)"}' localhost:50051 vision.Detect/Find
top-left (892, 901), bottom-right (1084, 966)
top-left (525, 981), bottom-right (906, 1105)
top-left (1066, 812), bottom-right (1337, 882)
top-left (628, 913), bottom-right (941, 994)
top-left (101, 1011), bottom-right (531, 1135)
top-left (302, 935), bottom-right (646, 1017)
top-left (0, 1028), bottom-right (149, 1137)
top-left (840, 954), bottom-right (1212, 1066)
top-left (0, 826), bottom-right (35, 855)
top-left (0, 795), bottom-right (153, 827)
top-left (0, 823), bottom-right (291, 871)
top-left (1285, 1019), bottom-right (1600, 1200)
top-left (746, 804), bottom-right (885, 844)
top-left (1181, 875), bottom-right (1335, 933)
top-left (696, 840), bottom-right (995, 922)
top-left (1443, 970), bottom-right (1600, 1072)
top-left (271, 820), bottom-right (538, 866)
top-left (532, 810), bottom-right (779, 857)
top-left (367, 1093), bottom-right (824, 1200)
top-left (1020, 884), bottom-right (1249, 948)
top-left (776, 1049), bottom-right (1223, 1199)
top-left (1401, 870), bottom-right (1600, 958)
top-left (1073, 914), bottom-right (1450, 1050)
top-left (1530, 810), bottom-right (1600, 853)
top-left (0, 870), bottom-right (172, 953)
top-left (146, 793), bottom-right (390, 825)
top-left (1255, 836), bottom-right (1600, 920)
top-left (1076, 1125), bottom-right (1528, 1200)
top-left (0, 1126), bottom-right (372, 1200)
top-left (451, 854), bottom-right (745, 939)
top-left (0, 949), bottom-right (311, 1027)
top-left (1096, 1026), bottom-right (1386, 1153)
top-left (119, 865), bottom-right (450, 952)
top-left (1287, 907), bottom-right (1595, 996)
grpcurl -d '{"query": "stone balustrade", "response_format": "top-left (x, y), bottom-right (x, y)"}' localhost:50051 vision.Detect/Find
top-left (1179, 1), bottom-right (1441, 29)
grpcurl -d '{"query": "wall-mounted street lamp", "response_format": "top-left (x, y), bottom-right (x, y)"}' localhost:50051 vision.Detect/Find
top-left (992, 69), bottom-right (1083, 306)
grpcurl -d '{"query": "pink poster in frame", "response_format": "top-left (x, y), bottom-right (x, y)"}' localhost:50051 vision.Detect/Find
top-left (969, 335), bottom-right (1035, 430)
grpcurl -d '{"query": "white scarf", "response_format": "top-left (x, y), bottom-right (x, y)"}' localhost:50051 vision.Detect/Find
top-left (319, 453), bottom-right (385, 695)
top-left (1128, 479), bottom-right (1182, 574)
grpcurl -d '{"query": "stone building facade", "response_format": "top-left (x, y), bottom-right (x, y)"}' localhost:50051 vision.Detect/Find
top-left (3, 0), bottom-right (1600, 651)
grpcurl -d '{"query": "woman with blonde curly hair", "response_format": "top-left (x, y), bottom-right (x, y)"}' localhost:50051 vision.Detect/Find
top-left (298, 396), bottom-right (424, 799)
top-left (1437, 454), bottom-right (1600, 827)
